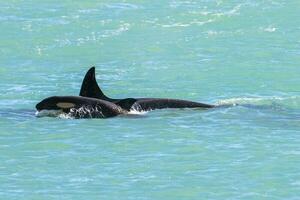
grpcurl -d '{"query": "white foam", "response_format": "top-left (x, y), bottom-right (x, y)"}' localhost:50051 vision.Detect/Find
top-left (36, 109), bottom-right (63, 117)
top-left (128, 109), bottom-right (148, 115)
top-left (128, 103), bottom-right (151, 115)
top-left (35, 109), bottom-right (73, 119)
top-left (263, 26), bottom-right (277, 32)
top-left (213, 4), bottom-right (242, 17)
top-left (161, 19), bottom-right (214, 28)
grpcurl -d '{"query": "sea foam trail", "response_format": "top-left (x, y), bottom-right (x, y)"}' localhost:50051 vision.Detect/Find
top-left (216, 96), bottom-right (300, 109)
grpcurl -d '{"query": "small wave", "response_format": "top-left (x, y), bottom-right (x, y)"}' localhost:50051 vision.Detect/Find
top-left (216, 96), bottom-right (300, 109)
top-left (205, 29), bottom-right (244, 37)
top-left (78, 9), bottom-right (99, 14)
top-left (160, 19), bottom-right (214, 28)
top-left (54, 22), bottom-right (131, 47)
top-left (213, 4), bottom-right (242, 17)
top-left (102, 23), bottom-right (130, 37)
top-left (104, 3), bottom-right (141, 10)
top-left (260, 26), bottom-right (277, 32)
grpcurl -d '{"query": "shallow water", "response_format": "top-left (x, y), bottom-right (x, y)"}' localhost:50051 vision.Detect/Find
top-left (0, 1), bottom-right (300, 199)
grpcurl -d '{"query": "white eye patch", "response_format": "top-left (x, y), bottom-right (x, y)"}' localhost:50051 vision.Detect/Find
top-left (56, 102), bottom-right (75, 109)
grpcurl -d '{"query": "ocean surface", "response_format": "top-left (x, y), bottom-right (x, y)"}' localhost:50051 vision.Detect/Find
top-left (0, 1), bottom-right (300, 199)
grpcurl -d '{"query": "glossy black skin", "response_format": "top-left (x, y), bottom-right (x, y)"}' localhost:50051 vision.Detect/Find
top-left (129, 98), bottom-right (214, 111)
top-left (79, 67), bottom-right (215, 111)
top-left (36, 96), bottom-right (135, 118)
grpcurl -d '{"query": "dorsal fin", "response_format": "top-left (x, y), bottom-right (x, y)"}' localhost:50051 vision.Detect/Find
top-left (79, 67), bottom-right (111, 101)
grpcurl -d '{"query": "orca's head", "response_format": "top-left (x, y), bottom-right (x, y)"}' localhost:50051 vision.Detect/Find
top-left (36, 96), bottom-right (76, 111)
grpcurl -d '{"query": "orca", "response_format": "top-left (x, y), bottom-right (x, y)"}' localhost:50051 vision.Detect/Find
top-left (79, 67), bottom-right (215, 111)
top-left (36, 96), bottom-right (136, 118)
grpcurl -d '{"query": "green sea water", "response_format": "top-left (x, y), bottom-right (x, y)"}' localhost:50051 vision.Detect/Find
top-left (0, 1), bottom-right (300, 199)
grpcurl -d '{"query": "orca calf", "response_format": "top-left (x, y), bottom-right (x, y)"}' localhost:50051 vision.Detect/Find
top-left (79, 67), bottom-right (215, 111)
top-left (36, 96), bottom-right (136, 118)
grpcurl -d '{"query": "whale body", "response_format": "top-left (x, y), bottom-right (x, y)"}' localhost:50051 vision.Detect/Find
top-left (79, 67), bottom-right (215, 111)
top-left (35, 67), bottom-right (215, 119)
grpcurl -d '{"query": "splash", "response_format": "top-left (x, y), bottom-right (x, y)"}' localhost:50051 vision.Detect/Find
top-left (128, 103), bottom-right (149, 115)
top-left (35, 109), bottom-right (73, 119)
top-left (128, 109), bottom-right (148, 115)
top-left (35, 106), bottom-right (105, 119)
top-left (69, 106), bottom-right (105, 118)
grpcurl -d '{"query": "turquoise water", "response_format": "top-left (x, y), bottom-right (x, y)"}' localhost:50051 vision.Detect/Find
top-left (1, 0), bottom-right (300, 199)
